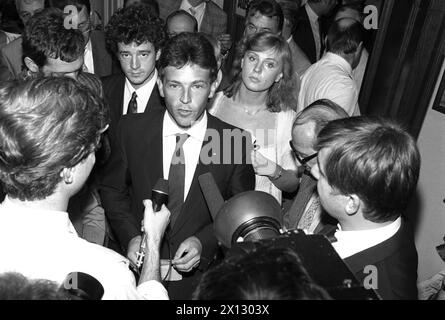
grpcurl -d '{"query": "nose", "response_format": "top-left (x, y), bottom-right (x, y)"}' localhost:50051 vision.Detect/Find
top-left (131, 55), bottom-right (140, 70)
top-left (253, 61), bottom-right (262, 73)
top-left (311, 162), bottom-right (320, 180)
top-left (180, 87), bottom-right (191, 104)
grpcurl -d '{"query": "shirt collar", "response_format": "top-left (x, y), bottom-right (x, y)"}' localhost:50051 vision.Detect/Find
top-left (85, 38), bottom-right (92, 52)
top-left (181, 0), bottom-right (206, 11)
top-left (125, 69), bottom-right (158, 101)
top-left (323, 52), bottom-right (353, 75)
top-left (163, 110), bottom-right (208, 142)
top-left (286, 35), bottom-right (293, 44)
top-left (305, 3), bottom-right (319, 21)
top-left (0, 196), bottom-right (77, 236)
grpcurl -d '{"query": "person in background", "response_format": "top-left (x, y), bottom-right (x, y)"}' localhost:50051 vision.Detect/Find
top-left (165, 10), bottom-right (198, 38)
top-left (123, 0), bottom-right (160, 16)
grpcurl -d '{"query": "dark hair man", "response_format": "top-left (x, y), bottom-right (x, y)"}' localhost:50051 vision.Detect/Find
top-left (293, 0), bottom-right (338, 63)
top-left (298, 18), bottom-right (363, 116)
top-left (283, 99), bottom-right (348, 234)
top-left (103, 5), bottom-right (167, 138)
top-left (0, 77), bottom-right (170, 299)
top-left (165, 10), bottom-right (198, 38)
top-left (244, 0), bottom-right (284, 37)
top-left (47, 0), bottom-right (115, 77)
top-left (193, 244), bottom-right (331, 300)
top-left (124, 0), bottom-right (160, 16)
top-left (99, 32), bottom-right (255, 299)
top-left (311, 117), bottom-right (420, 299)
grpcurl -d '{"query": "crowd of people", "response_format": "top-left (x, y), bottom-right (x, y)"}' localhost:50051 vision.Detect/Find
top-left (0, 0), bottom-right (421, 300)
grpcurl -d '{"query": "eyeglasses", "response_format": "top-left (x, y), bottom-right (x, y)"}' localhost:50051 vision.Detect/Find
top-left (289, 141), bottom-right (318, 166)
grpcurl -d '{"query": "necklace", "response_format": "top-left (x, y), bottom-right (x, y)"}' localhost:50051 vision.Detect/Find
top-left (242, 105), bottom-right (267, 116)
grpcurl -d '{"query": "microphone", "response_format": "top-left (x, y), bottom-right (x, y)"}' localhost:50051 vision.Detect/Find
top-left (135, 178), bottom-right (169, 273)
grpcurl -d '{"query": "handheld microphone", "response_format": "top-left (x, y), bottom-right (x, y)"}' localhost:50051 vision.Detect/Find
top-left (135, 178), bottom-right (169, 273)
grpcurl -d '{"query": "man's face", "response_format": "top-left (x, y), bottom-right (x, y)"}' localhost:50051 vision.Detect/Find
top-left (291, 122), bottom-right (318, 173)
top-left (311, 147), bottom-right (344, 220)
top-left (41, 56), bottom-right (84, 80)
top-left (76, 5), bottom-right (91, 44)
top-left (118, 41), bottom-right (158, 90)
top-left (167, 15), bottom-right (196, 38)
top-left (244, 12), bottom-right (281, 37)
top-left (17, 0), bottom-right (44, 25)
top-left (241, 47), bottom-right (283, 92)
top-left (158, 63), bottom-right (216, 128)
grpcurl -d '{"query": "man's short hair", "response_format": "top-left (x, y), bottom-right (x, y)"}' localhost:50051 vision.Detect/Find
top-left (123, 0), bottom-right (160, 16)
top-left (293, 99), bottom-right (349, 138)
top-left (105, 5), bottom-right (166, 55)
top-left (193, 244), bottom-right (331, 300)
top-left (247, 0), bottom-right (284, 32)
top-left (165, 9), bottom-right (198, 33)
top-left (326, 18), bottom-right (364, 55)
top-left (46, 0), bottom-right (90, 14)
top-left (22, 7), bottom-right (85, 68)
top-left (0, 77), bottom-right (107, 201)
top-left (158, 32), bottom-right (217, 83)
top-left (316, 117), bottom-right (421, 223)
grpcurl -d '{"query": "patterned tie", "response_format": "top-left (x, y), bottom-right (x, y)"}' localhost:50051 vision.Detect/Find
top-left (298, 195), bottom-right (321, 231)
top-left (127, 91), bottom-right (138, 114)
top-left (168, 134), bottom-right (190, 227)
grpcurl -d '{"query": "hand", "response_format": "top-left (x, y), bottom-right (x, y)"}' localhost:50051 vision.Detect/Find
top-left (172, 236), bottom-right (202, 273)
top-left (127, 235), bottom-right (142, 266)
top-left (142, 200), bottom-right (170, 244)
top-left (251, 149), bottom-right (277, 177)
top-left (217, 33), bottom-right (232, 54)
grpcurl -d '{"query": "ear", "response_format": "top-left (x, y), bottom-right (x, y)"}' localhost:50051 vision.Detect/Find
top-left (275, 72), bottom-right (283, 83)
top-left (60, 167), bottom-right (75, 185)
top-left (208, 75), bottom-right (220, 99)
top-left (345, 194), bottom-right (360, 216)
top-left (155, 49), bottom-right (161, 61)
top-left (24, 57), bottom-right (39, 73)
top-left (157, 77), bottom-right (165, 98)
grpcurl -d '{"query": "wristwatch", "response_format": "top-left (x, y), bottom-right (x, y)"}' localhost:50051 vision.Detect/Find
top-left (269, 165), bottom-right (283, 181)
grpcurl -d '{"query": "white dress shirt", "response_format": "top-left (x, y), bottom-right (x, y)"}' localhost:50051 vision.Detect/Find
top-left (180, 0), bottom-right (206, 31)
top-left (305, 3), bottom-right (322, 60)
top-left (162, 111), bottom-right (208, 201)
top-left (332, 217), bottom-right (402, 259)
top-left (83, 39), bottom-right (95, 74)
top-left (298, 52), bottom-right (361, 116)
top-left (0, 197), bottom-right (168, 300)
top-left (123, 69), bottom-right (158, 114)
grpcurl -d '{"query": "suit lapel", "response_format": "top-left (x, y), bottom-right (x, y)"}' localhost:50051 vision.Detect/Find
top-left (142, 112), bottom-right (164, 189)
top-left (287, 175), bottom-right (317, 229)
top-left (144, 83), bottom-right (165, 113)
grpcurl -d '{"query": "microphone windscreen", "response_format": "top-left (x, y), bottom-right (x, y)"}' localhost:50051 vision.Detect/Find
top-left (152, 178), bottom-right (169, 212)
top-left (198, 172), bottom-right (225, 220)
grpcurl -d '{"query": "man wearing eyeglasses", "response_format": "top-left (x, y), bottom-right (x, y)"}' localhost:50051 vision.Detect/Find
top-left (283, 99), bottom-right (348, 234)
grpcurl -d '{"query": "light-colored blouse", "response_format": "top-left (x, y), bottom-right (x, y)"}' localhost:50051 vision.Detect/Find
top-left (209, 92), bottom-right (297, 204)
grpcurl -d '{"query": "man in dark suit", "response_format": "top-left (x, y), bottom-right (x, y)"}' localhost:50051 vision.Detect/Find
top-left (99, 32), bottom-right (255, 299)
top-left (311, 117), bottom-right (420, 300)
top-left (284, 99), bottom-right (348, 234)
top-left (102, 5), bottom-right (167, 137)
top-left (158, 0), bottom-right (231, 54)
top-left (292, 0), bottom-right (337, 64)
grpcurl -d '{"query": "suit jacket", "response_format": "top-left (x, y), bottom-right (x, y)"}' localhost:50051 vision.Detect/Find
top-left (292, 6), bottom-right (323, 64)
top-left (99, 110), bottom-right (255, 299)
top-left (288, 37), bottom-right (312, 77)
top-left (283, 174), bottom-right (336, 234)
top-left (159, 0), bottom-right (227, 37)
top-left (344, 220), bottom-right (418, 300)
top-left (0, 31), bottom-right (115, 81)
top-left (101, 73), bottom-right (165, 138)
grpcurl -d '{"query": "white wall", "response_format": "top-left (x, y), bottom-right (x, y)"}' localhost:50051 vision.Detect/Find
top-left (411, 58), bottom-right (445, 282)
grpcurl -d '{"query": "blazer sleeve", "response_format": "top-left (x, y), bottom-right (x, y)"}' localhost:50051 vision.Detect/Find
top-left (99, 120), bottom-right (140, 251)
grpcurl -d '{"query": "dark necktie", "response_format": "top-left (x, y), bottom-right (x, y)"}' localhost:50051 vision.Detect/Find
top-left (168, 133), bottom-right (190, 227)
top-left (127, 91), bottom-right (138, 114)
